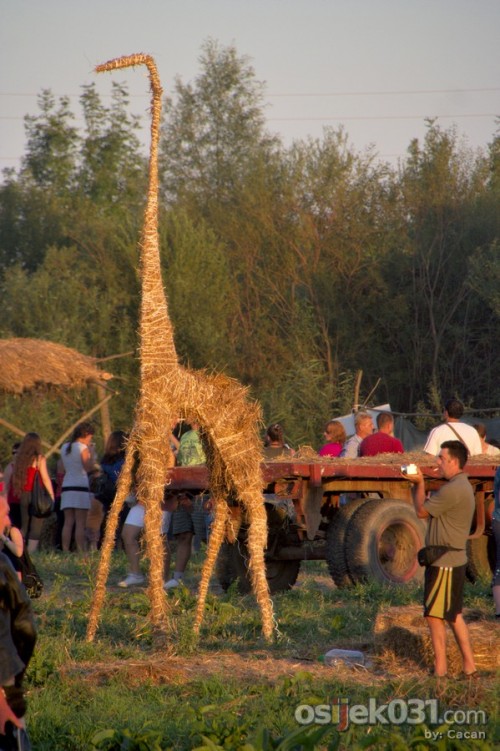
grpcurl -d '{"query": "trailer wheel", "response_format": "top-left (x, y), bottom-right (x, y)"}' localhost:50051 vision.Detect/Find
top-left (345, 499), bottom-right (426, 585)
top-left (466, 535), bottom-right (495, 582)
top-left (216, 541), bottom-right (301, 594)
top-left (325, 498), bottom-right (371, 587)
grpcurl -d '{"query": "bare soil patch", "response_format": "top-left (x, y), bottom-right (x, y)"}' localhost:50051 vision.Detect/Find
top-left (61, 650), bottom-right (387, 688)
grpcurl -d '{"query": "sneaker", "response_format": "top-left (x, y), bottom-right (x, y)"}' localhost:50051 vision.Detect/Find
top-left (118, 573), bottom-right (145, 588)
top-left (163, 577), bottom-right (182, 590)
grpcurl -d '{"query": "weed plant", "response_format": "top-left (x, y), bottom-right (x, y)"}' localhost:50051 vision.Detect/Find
top-left (24, 553), bottom-right (498, 750)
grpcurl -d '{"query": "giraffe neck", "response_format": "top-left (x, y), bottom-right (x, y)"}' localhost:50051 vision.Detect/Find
top-left (138, 55), bottom-right (178, 377)
top-left (95, 54), bottom-right (179, 378)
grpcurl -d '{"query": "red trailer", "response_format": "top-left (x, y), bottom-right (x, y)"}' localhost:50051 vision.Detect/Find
top-left (166, 457), bottom-right (498, 593)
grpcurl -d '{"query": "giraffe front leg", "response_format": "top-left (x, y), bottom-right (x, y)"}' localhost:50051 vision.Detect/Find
top-left (193, 496), bottom-right (229, 634)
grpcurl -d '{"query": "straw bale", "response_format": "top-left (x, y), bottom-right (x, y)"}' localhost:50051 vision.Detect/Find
top-left (0, 338), bottom-right (113, 395)
top-left (374, 605), bottom-right (499, 674)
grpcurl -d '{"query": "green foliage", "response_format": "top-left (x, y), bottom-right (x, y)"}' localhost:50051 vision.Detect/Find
top-left (79, 81), bottom-right (145, 205)
top-left (160, 210), bottom-right (238, 370)
top-left (192, 723), bottom-right (338, 750)
top-left (469, 240), bottom-right (500, 318)
top-left (187, 703), bottom-right (254, 749)
top-left (23, 89), bottom-right (80, 192)
top-left (395, 121), bottom-right (499, 406)
top-left (160, 38), bottom-right (276, 208)
top-left (91, 726), bottom-right (165, 751)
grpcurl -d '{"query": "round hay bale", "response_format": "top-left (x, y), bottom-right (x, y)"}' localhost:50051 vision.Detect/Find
top-left (374, 604), bottom-right (499, 674)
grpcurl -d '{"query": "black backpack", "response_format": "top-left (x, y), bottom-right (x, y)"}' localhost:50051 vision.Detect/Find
top-left (92, 472), bottom-right (117, 506)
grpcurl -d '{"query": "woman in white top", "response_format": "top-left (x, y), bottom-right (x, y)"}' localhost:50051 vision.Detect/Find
top-left (60, 421), bottom-right (97, 552)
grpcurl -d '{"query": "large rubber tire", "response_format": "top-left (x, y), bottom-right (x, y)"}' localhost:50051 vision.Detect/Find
top-left (345, 499), bottom-right (426, 585)
top-left (216, 541), bottom-right (301, 594)
top-left (466, 535), bottom-right (495, 582)
top-left (325, 498), bottom-right (371, 587)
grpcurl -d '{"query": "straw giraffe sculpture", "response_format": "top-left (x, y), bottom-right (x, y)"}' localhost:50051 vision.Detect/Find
top-left (86, 54), bottom-right (274, 642)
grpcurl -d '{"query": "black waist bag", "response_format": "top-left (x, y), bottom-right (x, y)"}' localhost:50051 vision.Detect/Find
top-left (417, 545), bottom-right (462, 567)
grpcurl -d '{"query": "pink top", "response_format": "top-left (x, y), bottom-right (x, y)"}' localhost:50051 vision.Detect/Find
top-left (318, 442), bottom-right (343, 458)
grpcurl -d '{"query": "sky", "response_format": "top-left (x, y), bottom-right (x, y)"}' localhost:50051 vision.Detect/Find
top-left (1, 0), bottom-right (499, 175)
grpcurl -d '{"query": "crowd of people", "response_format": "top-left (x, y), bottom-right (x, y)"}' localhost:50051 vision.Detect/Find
top-left (0, 419), bottom-right (216, 594)
top-left (0, 403), bottom-right (499, 575)
top-left (315, 400), bottom-right (500, 461)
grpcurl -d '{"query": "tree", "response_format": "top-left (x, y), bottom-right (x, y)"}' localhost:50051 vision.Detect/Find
top-left (22, 90), bottom-right (80, 192)
top-left (281, 130), bottom-right (401, 386)
top-left (395, 121), bottom-right (494, 406)
top-left (159, 209), bottom-right (238, 371)
top-left (78, 82), bottom-right (146, 205)
top-left (0, 83), bottom-right (147, 276)
top-left (160, 38), bottom-right (277, 210)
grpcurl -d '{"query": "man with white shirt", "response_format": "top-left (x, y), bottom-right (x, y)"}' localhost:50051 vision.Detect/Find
top-left (424, 398), bottom-right (482, 457)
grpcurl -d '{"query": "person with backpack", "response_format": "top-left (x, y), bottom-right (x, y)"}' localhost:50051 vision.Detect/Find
top-left (424, 398), bottom-right (482, 457)
top-left (10, 433), bottom-right (54, 553)
top-left (89, 430), bottom-right (128, 550)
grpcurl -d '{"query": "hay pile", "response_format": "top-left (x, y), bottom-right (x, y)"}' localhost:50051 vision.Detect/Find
top-left (374, 604), bottom-right (499, 674)
top-left (291, 447), bottom-right (499, 468)
top-left (0, 338), bottom-right (112, 394)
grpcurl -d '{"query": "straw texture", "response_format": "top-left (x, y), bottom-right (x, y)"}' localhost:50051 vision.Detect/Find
top-left (86, 54), bottom-right (274, 643)
top-left (374, 605), bottom-right (499, 673)
top-left (0, 338), bottom-right (113, 394)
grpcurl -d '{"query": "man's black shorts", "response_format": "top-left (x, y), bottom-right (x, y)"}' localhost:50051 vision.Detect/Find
top-left (423, 564), bottom-right (466, 622)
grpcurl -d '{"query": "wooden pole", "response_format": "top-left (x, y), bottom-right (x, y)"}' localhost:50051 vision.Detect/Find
top-left (0, 417), bottom-right (52, 450)
top-left (353, 370), bottom-right (363, 412)
top-left (96, 383), bottom-right (112, 444)
top-left (364, 377), bottom-right (382, 410)
top-left (95, 350), bottom-right (134, 363)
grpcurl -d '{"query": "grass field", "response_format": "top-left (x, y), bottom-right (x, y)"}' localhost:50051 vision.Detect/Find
top-left (24, 549), bottom-right (499, 750)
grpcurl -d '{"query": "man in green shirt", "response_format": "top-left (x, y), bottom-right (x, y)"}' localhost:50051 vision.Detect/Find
top-left (408, 440), bottom-right (476, 679)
